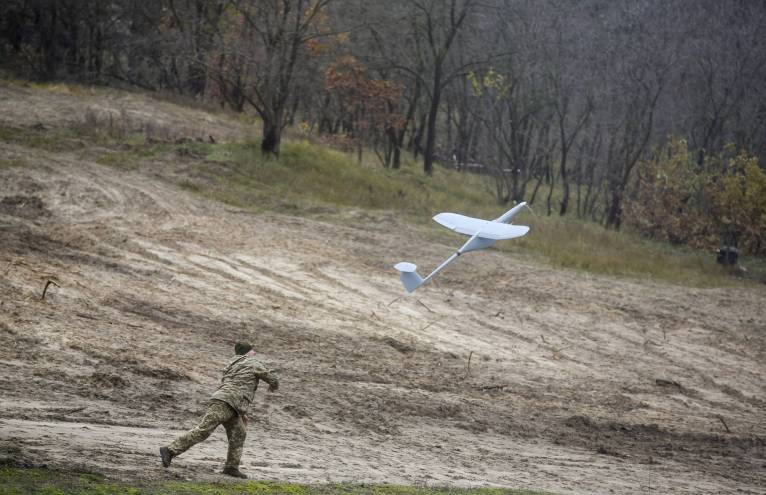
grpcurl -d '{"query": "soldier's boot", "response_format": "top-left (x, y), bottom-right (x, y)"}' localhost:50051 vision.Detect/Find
top-left (159, 446), bottom-right (174, 468)
top-left (222, 466), bottom-right (247, 479)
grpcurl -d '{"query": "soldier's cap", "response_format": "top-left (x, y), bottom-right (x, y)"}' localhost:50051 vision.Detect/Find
top-left (234, 342), bottom-right (253, 355)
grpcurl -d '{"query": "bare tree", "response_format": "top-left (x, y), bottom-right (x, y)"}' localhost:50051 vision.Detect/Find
top-left (367, 0), bottom-right (483, 174)
top-left (212, 0), bottom-right (334, 156)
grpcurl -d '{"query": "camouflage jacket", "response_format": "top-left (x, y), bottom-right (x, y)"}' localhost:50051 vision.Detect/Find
top-left (210, 354), bottom-right (279, 415)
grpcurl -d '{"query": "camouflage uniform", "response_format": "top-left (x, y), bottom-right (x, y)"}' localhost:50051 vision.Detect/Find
top-left (166, 354), bottom-right (279, 470)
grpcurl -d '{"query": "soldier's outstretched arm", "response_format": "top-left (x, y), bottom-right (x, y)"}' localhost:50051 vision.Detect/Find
top-left (255, 366), bottom-right (279, 392)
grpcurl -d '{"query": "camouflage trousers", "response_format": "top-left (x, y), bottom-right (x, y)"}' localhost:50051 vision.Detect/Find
top-left (167, 399), bottom-right (246, 469)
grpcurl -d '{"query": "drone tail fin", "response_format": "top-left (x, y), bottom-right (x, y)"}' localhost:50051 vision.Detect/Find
top-left (394, 262), bottom-right (423, 293)
top-left (495, 201), bottom-right (528, 223)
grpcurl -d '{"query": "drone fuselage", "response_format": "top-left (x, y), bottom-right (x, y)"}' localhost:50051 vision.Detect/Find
top-left (394, 202), bottom-right (530, 292)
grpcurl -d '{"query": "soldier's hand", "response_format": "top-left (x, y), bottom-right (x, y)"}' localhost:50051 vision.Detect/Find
top-left (242, 414), bottom-right (249, 427)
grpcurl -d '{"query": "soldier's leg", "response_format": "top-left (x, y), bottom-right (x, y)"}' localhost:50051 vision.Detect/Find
top-left (167, 400), bottom-right (235, 457)
top-left (222, 414), bottom-right (247, 469)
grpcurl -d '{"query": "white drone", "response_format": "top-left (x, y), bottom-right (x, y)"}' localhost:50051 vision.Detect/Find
top-left (394, 202), bottom-right (530, 292)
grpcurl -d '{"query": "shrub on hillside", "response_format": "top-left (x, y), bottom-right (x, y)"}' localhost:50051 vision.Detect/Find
top-left (710, 150), bottom-right (766, 255)
top-left (625, 138), bottom-right (716, 248)
top-left (626, 139), bottom-right (766, 255)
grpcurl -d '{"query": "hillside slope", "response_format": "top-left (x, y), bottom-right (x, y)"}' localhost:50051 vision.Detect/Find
top-left (1, 82), bottom-right (764, 495)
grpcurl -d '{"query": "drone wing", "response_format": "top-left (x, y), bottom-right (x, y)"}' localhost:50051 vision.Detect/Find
top-left (433, 213), bottom-right (529, 240)
top-left (477, 222), bottom-right (529, 240)
top-left (433, 212), bottom-right (483, 235)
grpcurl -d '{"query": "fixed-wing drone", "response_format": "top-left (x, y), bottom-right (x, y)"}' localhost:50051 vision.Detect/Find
top-left (394, 202), bottom-right (530, 292)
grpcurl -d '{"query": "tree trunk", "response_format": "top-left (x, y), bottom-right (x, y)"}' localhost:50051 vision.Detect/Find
top-left (529, 173), bottom-right (544, 205)
top-left (446, 99), bottom-right (453, 154)
top-left (261, 115), bottom-right (282, 156)
top-left (546, 163), bottom-right (555, 216)
top-left (423, 67), bottom-right (443, 176)
top-left (392, 145), bottom-right (402, 169)
top-left (39, 5), bottom-right (58, 80)
top-left (605, 188), bottom-right (623, 229)
top-left (412, 111), bottom-right (426, 158)
top-left (559, 138), bottom-right (571, 216)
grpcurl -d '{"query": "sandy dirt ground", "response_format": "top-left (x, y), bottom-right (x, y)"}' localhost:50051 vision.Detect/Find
top-left (1, 82), bottom-right (765, 494)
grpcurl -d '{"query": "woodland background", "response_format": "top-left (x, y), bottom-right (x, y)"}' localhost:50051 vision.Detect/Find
top-left (2, 0), bottom-right (765, 254)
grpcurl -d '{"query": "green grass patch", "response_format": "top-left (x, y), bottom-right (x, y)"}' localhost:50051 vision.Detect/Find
top-left (192, 139), bottom-right (492, 218)
top-left (507, 214), bottom-right (736, 287)
top-left (0, 122), bottom-right (172, 171)
top-left (95, 140), bottom-right (170, 171)
top-left (95, 150), bottom-right (142, 170)
top-left (0, 125), bottom-right (87, 153)
top-left (0, 157), bottom-right (27, 169)
top-left (0, 467), bottom-right (550, 495)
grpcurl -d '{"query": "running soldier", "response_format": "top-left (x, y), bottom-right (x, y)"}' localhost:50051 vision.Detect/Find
top-left (159, 342), bottom-right (279, 478)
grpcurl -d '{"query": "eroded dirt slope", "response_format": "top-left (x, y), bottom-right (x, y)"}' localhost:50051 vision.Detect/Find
top-left (1, 83), bottom-right (765, 495)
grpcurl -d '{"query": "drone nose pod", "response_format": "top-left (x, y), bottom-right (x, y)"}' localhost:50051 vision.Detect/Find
top-left (394, 262), bottom-right (423, 292)
top-left (394, 262), bottom-right (417, 272)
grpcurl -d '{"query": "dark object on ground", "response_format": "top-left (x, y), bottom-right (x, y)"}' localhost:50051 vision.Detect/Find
top-left (0, 195), bottom-right (50, 219)
top-left (655, 379), bottom-right (682, 389)
top-left (41, 279), bottom-right (59, 300)
top-left (159, 446), bottom-right (173, 468)
top-left (382, 336), bottom-right (414, 354)
top-left (234, 342), bottom-right (253, 355)
top-left (717, 246), bottom-right (739, 265)
top-left (222, 467), bottom-right (247, 478)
